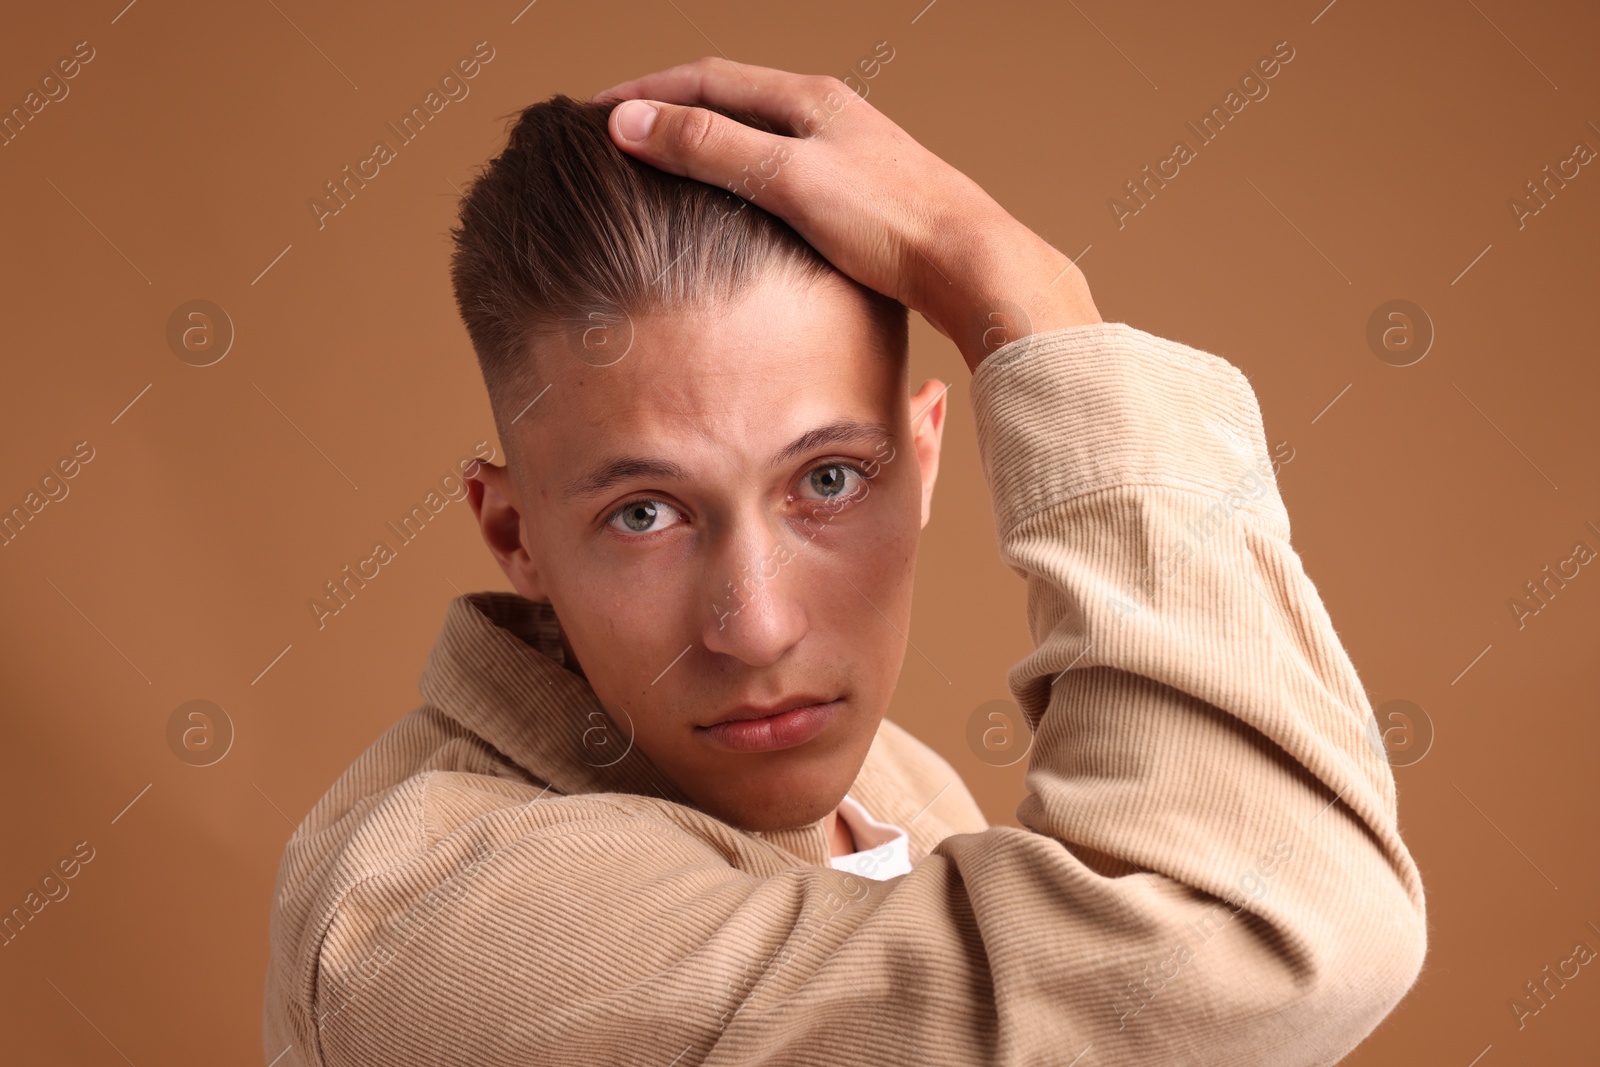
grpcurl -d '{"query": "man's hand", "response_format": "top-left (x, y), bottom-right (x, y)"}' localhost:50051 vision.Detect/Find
top-left (593, 56), bottom-right (1101, 373)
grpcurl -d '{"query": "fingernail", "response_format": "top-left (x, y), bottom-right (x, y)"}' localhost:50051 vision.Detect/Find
top-left (616, 100), bottom-right (658, 142)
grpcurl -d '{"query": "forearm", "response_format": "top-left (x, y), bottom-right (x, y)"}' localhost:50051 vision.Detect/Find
top-left (965, 322), bottom-right (1427, 1060)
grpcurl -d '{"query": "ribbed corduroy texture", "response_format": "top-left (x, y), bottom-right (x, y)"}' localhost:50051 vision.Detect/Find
top-left (262, 321), bottom-right (1427, 1066)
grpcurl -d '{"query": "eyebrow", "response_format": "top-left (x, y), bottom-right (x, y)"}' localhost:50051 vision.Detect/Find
top-left (560, 417), bottom-right (896, 502)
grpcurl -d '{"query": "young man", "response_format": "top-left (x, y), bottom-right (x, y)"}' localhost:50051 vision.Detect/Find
top-left (263, 58), bottom-right (1427, 1066)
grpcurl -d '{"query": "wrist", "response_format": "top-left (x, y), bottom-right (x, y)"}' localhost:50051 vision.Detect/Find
top-left (925, 220), bottom-right (1102, 373)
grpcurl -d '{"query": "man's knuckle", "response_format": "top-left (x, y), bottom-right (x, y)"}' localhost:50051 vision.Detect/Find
top-left (786, 76), bottom-right (856, 137)
top-left (675, 107), bottom-right (719, 155)
top-left (801, 75), bottom-right (844, 109)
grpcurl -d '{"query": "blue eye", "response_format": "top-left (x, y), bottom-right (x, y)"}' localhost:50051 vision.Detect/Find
top-left (607, 499), bottom-right (683, 535)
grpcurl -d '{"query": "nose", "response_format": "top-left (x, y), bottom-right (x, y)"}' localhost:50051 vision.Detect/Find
top-left (700, 520), bottom-right (809, 667)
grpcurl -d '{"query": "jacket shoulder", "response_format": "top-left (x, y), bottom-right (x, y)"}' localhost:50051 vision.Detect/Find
top-left (264, 705), bottom-right (545, 1024)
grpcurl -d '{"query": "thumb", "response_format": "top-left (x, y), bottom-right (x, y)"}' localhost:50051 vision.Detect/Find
top-left (611, 99), bottom-right (661, 143)
top-left (606, 99), bottom-right (794, 205)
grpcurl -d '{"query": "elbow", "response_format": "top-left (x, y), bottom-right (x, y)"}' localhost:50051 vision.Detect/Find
top-left (1285, 861), bottom-right (1430, 1057)
top-left (1344, 878), bottom-right (1429, 1033)
top-left (1341, 837), bottom-right (1430, 1022)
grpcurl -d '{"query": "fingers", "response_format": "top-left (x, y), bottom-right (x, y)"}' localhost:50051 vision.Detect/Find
top-left (594, 55), bottom-right (847, 138)
top-left (593, 55), bottom-right (792, 110)
top-left (606, 98), bottom-right (807, 214)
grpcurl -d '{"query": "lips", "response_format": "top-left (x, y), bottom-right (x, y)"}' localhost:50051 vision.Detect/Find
top-left (703, 695), bottom-right (837, 727)
top-left (695, 698), bottom-right (843, 753)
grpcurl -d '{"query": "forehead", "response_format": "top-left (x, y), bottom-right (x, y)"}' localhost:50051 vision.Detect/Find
top-left (516, 271), bottom-right (902, 482)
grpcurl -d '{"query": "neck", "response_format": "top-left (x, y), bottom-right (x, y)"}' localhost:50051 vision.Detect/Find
top-left (827, 806), bottom-right (856, 858)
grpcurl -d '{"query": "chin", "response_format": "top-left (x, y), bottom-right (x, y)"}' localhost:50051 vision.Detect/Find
top-left (718, 794), bottom-right (843, 834)
top-left (689, 762), bottom-right (852, 834)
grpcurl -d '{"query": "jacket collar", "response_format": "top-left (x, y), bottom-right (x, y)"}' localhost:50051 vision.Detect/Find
top-left (417, 592), bottom-right (856, 866)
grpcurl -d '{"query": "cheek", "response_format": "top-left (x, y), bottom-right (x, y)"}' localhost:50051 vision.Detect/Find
top-left (549, 545), bottom-right (695, 676)
top-left (851, 467), bottom-right (923, 564)
top-left (842, 512), bottom-right (918, 586)
top-left (801, 480), bottom-right (922, 614)
top-left (537, 513), bottom-right (669, 609)
top-left (561, 583), bottom-right (661, 658)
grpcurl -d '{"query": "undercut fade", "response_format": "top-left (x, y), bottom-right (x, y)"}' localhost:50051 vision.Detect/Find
top-left (448, 93), bottom-right (910, 442)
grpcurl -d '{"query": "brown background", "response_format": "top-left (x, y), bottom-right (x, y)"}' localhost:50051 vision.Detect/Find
top-left (2, 1), bottom-right (1596, 1063)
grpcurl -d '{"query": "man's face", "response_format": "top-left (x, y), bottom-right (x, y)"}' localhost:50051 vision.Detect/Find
top-left (470, 268), bottom-right (947, 834)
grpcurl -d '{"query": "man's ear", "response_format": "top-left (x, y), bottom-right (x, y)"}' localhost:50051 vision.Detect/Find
top-left (907, 378), bottom-right (947, 529)
top-left (466, 459), bottom-right (550, 601)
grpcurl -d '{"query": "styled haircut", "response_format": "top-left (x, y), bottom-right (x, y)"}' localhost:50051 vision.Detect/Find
top-left (448, 94), bottom-right (909, 441)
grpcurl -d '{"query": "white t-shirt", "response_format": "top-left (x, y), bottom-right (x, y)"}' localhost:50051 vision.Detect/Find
top-left (827, 792), bottom-right (913, 880)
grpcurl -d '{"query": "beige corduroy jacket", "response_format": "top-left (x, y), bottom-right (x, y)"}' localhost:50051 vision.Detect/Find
top-left (262, 321), bottom-right (1428, 1066)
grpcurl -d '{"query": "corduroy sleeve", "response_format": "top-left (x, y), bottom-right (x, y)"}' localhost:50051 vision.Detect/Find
top-left (295, 321), bottom-right (1427, 1066)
